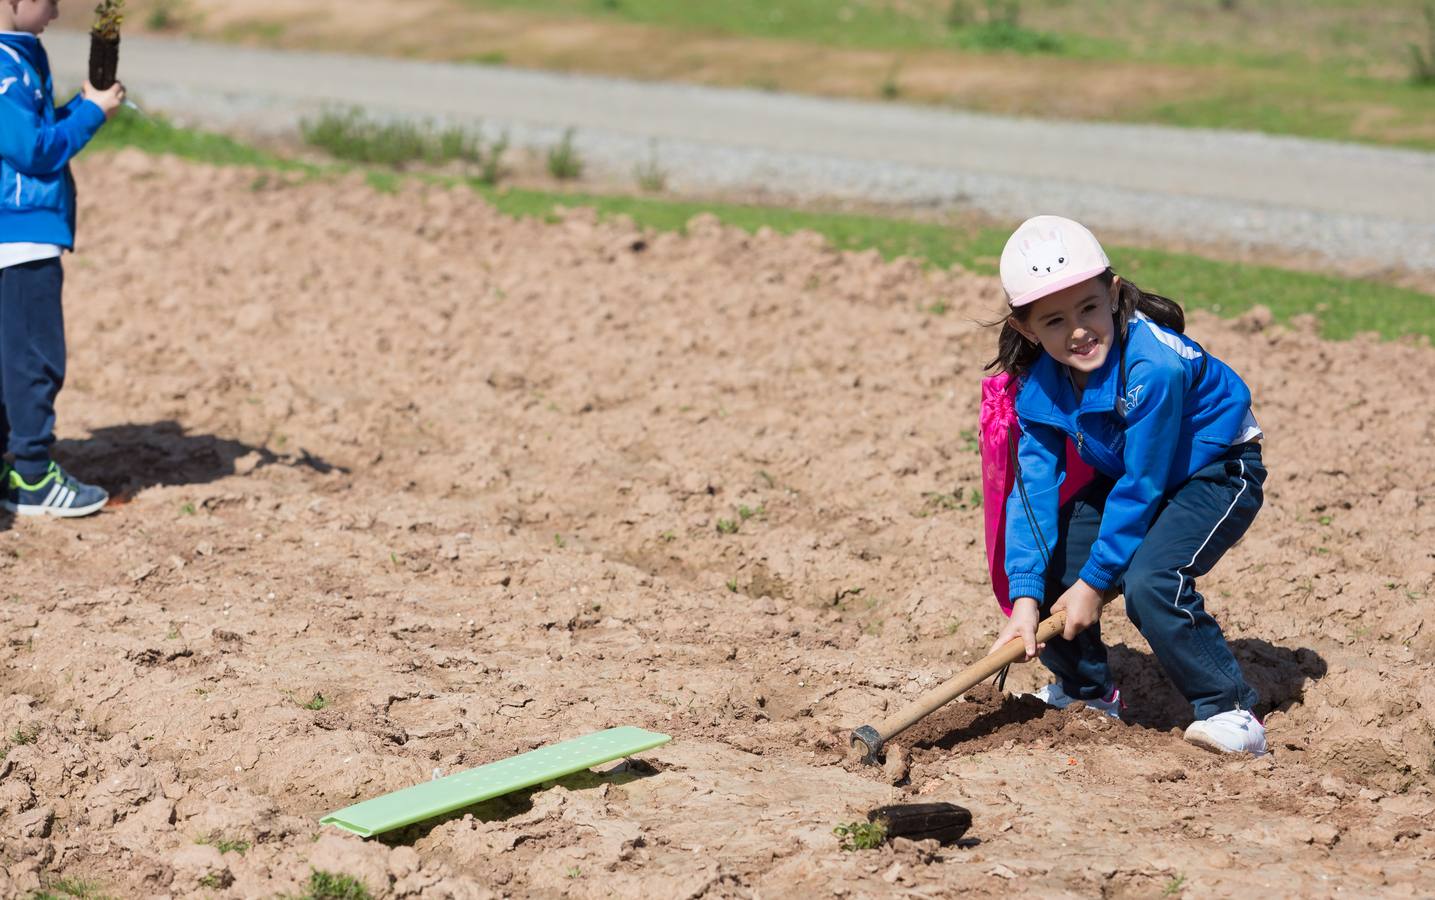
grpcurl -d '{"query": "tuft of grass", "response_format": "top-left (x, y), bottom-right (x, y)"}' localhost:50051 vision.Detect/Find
top-left (300, 108), bottom-right (507, 177)
top-left (1411, 4), bottom-right (1435, 86)
top-left (546, 128), bottom-right (584, 181)
top-left (36, 878), bottom-right (110, 900)
top-left (737, 504), bottom-right (764, 521)
top-left (1163, 874), bottom-right (1188, 896)
top-left (725, 577), bottom-right (739, 593)
top-left (293, 871), bottom-right (372, 900)
top-left (879, 64), bottom-right (902, 100)
top-left (302, 693), bottom-right (328, 711)
top-left (633, 141), bottom-right (668, 192)
top-left (715, 518), bottom-right (739, 535)
top-left (197, 833), bottom-right (251, 855)
top-left (11, 723), bottom-right (40, 746)
top-left (945, 0), bottom-right (1061, 54)
top-left (553, 533), bottom-right (567, 548)
top-left (833, 819), bottom-right (888, 851)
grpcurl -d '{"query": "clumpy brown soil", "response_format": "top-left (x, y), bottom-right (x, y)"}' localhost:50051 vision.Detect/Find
top-left (1, 150), bottom-right (1432, 897)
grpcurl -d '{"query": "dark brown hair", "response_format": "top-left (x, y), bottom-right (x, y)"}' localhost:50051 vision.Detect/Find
top-left (985, 269), bottom-right (1185, 378)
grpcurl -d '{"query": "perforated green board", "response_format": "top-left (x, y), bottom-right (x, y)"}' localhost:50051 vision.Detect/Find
top-left (320, 726), bottom-right (671, 837)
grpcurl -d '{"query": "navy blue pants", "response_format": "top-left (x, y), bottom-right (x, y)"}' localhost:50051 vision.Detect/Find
top-left (1038, 442), bottom-right (1265, 719)
top-left (0, 257), bottom-right (66, 481)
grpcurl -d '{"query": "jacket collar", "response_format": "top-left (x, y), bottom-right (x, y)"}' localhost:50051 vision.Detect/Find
top-left (1017, 333), bottom-right (1126, 421)
top-left (0, 32), bottom-right (41, 69)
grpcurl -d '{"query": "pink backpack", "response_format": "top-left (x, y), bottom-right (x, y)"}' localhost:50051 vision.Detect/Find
top-left (980, 373), bottom-right (1096, 616)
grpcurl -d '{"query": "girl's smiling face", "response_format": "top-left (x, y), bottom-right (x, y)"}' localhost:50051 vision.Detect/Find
top-left (1012, 275), bottom-right (1121, 387)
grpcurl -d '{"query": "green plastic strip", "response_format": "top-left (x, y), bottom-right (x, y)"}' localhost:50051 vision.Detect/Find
top-left (320, 726), bottom-right (671, 837)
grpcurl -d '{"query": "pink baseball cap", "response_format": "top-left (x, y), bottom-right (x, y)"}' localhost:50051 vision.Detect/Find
top-left (999, 215), bottom-right (1111, 308)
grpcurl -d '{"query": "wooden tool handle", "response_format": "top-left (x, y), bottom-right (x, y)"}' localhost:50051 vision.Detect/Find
top-left (850, 610), bottom-right (1068, 761)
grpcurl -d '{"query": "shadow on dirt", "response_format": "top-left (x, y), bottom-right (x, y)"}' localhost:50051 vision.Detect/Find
top-left (1111, 639), bottom-right (1329, 731)
top-left (374, 757), bottom-right (664, 847)
top-left (53, 420), bottom-right (348, 497)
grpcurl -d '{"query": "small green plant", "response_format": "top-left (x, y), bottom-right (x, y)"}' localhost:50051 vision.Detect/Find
top-left (1410, 5), bottom-right (1435, 86)
top-left (920, 489), bottom-right (963, 514)
top-left (1163, 874), bottom-right (1187, 896)
top-left (298, 870), bottom-right (372, 900)
top-left (198, 834), bottom-right (251, 855)
top-left (302, 693), bottom-right (328, 711)
top-left (565, 866), bottom-right (582, 879)
top-left (925, 299), bottom-right (949, 315)
top-left (833, 819), bottom-right (888, 851)
top-left (634, 141), bottom-right (668, 192)
top-left (1318, 514), bottom-right (1332, 525)
top-left (553, 533), bottom-right (567, 548)
top-left (659, 530), bottom-right (677, 543)
top-left (945, 617), bottom-right (962, 635)
top-left (11, 723), bottom-right (39, 746)
top-left (180, 502), bottom-right (197, 516)
top-left (725, 577), bottom-right (739, 593)
top-left (198, 873), bottom-right (230, 890)
top-left (166, 626), bottom-right (180, 640)
top-left (716, 518), bottom-right (739, 535)
top-left (547, 128), bottom-right (584, 180)
top-left (737, 504), bottom-right (765, 521)
top-left (92, 0), bottom-right (125, 40)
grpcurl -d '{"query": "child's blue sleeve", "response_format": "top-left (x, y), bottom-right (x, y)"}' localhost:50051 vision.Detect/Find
top-left (1004, 421), bottom-right (1064, 603)
top-left (54, 92), bottom-right (88, 122)
top-left (0, 86), bottom-right (106, 176)
top-left (1079, 358), bottom-right (1185, 590)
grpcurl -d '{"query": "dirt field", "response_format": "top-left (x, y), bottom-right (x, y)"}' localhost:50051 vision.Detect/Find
top-left (1, 151), bottom-right (1432, 898)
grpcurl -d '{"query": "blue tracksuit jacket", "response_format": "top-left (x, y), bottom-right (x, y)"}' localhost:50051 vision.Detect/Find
top-left (0, 32), bottom-right (107, 248)
top-left (1005, 312), bottom-right (1254, 601)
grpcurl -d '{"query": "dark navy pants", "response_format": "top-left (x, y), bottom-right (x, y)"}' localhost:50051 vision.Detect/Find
top-left (1037, 442), bottom-right (1265, 719)
top-left (0, 257), bottom-right (66, 481)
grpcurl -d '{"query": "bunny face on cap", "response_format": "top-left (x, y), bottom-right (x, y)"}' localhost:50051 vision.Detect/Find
top-left (1000, 215), bottom-right (1111, 309)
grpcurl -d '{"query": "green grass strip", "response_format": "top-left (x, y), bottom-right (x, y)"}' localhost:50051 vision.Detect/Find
top-left (475, 185), bottom-right (1434, 342)
top-left (88, 110), bottom-right (1434, 342)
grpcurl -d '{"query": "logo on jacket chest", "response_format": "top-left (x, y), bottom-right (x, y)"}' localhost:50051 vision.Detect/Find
top-left (1117, 384), bottom-right (1145, 417)
top-left (0, 76), bottom-right (16, 95)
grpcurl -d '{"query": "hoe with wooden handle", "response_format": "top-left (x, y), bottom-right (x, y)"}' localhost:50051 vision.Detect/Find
top-left (850, 609), bottom-right (1070, 763)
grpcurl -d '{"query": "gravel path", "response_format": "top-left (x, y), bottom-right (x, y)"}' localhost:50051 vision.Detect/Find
top-left (47, 30), bottom-right (1435, 274)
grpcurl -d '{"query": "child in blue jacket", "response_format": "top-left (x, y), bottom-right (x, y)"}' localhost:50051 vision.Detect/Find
top-left (1, 0), bottom-right (124, 516)
top-left (988, 215), bottom-right (1267, 755)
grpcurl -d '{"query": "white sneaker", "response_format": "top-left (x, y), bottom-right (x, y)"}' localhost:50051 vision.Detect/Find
top-left (1023, 683), bottom-right (1123, 719)
top-left (1185, 709), bottom-right (1267, 756)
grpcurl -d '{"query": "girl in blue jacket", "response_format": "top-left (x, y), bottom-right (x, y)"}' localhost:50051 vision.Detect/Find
top-left (987, 215), bottom-right (1267, 755)
top-left (0, 0), bottom-right (124, 516)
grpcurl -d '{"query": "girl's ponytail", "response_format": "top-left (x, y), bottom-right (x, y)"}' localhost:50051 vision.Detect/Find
top-left (1108, 270), bottom-right (1185, 334)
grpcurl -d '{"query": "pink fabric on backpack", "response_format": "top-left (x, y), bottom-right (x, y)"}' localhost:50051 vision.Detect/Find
top-left (981, 374), bottom-right (1097, 616)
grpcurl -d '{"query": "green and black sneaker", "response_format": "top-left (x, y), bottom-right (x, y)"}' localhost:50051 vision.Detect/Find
top-left (4, 462), bottom-right (109, 518)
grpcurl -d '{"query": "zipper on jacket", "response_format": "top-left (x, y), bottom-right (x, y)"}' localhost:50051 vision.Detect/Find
top-left (12, 172), bottom-right (19, 206)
